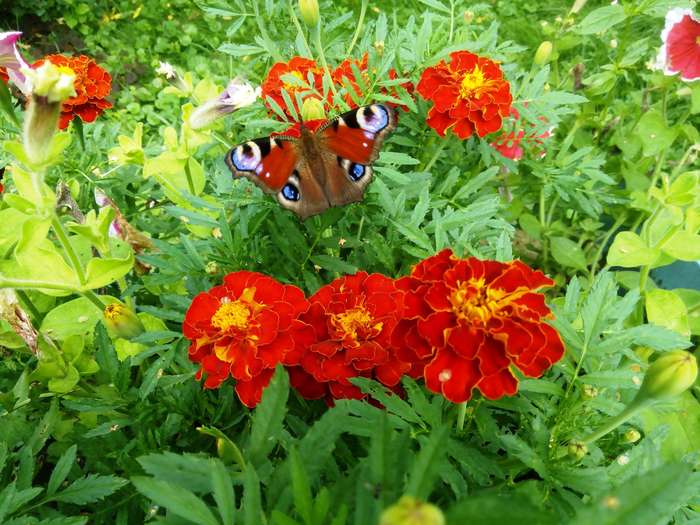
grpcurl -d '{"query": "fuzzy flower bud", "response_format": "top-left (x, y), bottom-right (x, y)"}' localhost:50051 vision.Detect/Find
top-left (21, 62), bottom-right (76, 165)
top-left (156, 61), bottom-right (187, 92)
top-left (379, 496), bottom-right (445, 525)
top-left (300, 97), bottom-right (326, 121)
top-left (299, 0), bottom-right (319, 27)
top-left (567, 440), bottom-right (588, 460)
top-left (623, 429), bottom-right (641, 443)
top-left (103, 303), bottom-right (145, 340)
top-left (534, 41), bottom-right (553, 66)
top-left (188, 78), bottom-right (260, 130)
top-left (635, 351), bottom-right (698, 403)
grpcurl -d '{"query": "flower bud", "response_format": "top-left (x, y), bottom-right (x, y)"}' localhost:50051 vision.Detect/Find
top-left (623, 429), bottom-right (641, 443)
top-left (188, 78), bottom-right (260, 130)
top-left (205, 261), bottom-right (219, 275)
top-left (156, 61), bottom-right (188, 92)
top-left (534, 41), bottom-right (553, 66)
top-left (299, 0), bottom-right (319, 27)
top-left (567, 440), bottom-right (588, 460)
top-left (22, 62), bottom-right (76, 165)
top-left (570, 0), bottom-right (588, 14)
top-left (300, 97), bottom-right (326, 121)
top-left (635, 351), bottom-right (698, 403)
top-left (379, 496), bottom-right (445, 525)
top-left (103, 303), bottom-right (145, 340)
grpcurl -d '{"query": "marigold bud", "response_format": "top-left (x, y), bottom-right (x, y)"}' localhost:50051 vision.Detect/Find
top-left (21, 62), bottom-right (76, 165)
top-left (205, 261), bottom-right (219, 275)
top-left (623, 429), bottom-right (641, 443)
top-left (635, 350), bottom-right (698, 403)
top-left (103, 303), bottom-right (145, 340)
top-left (534, 41), bottom-right (553, 66)
top-left (299, 0), bottom-right (319, 27)
top-left (567, 440), bottom-right (588, 460)
top-left (300, 97), bottom-right (326, 121)
top-left (379, 496), bottom-right (445, 525)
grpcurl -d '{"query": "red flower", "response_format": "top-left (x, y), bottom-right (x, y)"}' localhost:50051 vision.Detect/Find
top-left (289, 272), bottom-right (410, 401)
top-left (0, 67), bottom-right (8, 85)
top-left (490, 107), bottom-right (553, 161)
top-left (417, 51), bottom-right (512, 139)
top-left (393, 250), bottom-right (564, 403)
top-left (183, 271), bottom-right (307, 407)
top-left (656, 8), bottom-right (700, 81)
top-left (272, 118), bottom-right (325, 138)
top-left (261, 56), bottom-right (324, 118)
top-left (32, 54), bottom-right (112, 130)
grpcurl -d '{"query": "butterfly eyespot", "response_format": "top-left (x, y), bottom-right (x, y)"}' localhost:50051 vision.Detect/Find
top-left (348, 163), bottom-right (365, 181)
top-left (281, 183), bottom-right (300, 201)
top-left (358, 104), bottom-right (389, 133)
top-left (231, 141), bottom-right (261, 171)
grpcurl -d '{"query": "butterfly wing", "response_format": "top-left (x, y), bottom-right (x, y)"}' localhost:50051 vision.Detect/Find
top-left (225, 136), bottom-right (329, 219)
top-left (317, 103), bottom-right (396, 207)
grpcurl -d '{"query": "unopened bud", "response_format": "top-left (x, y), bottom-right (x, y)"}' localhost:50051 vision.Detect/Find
top-left (188, 78), bottom-right (260, 130)
top-left (103, 303), bottom-right (145, 340)
top-left (463, 10), bottom-right (474, 24)
top-left (299, 0), bottom-right (319, 27)
top-left (156, 61), bottom-right (188, 92)
top-left (623, 429), bottom-right (641, 443)
top-left (300, 97), bottom-right (326, 121)
top-left (205, 261), bottom-right (219, 275)
top-left (567, 440), bottom-right (588, 460)
top-left (534, 41), bottom-right (553, 66)
top-left (374, 40), bottom-right (385, 56)
top-left (379, 496), bottom-right (445, 525)
top-left (635, 351), bottom-right (698, 403)
top-left (216, 437), bottom-right (238, 464)
top-left (23, 61), bottom-right (76, 103)
top-left (582, 384), bottom-right (598, 399)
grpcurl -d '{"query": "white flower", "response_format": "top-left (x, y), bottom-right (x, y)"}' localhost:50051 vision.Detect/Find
top-left (188, 78), bottom-right (261, 130)
top-left (156, 61), bottom-right (177, 79)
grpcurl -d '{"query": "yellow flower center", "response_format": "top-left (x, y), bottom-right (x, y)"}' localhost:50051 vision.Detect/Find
top-left (104, 303), bottom-right (125, 320)
top-left (282, 70), bottom-right (305, 91)
top-left (459, 65), bottom-right (496, 100)
top-left (450, 279), bottom-right (508, 325)
top-left (211, 287), bottom-right (259, 332)
top-left (331, 305), bottom-right (382, 341)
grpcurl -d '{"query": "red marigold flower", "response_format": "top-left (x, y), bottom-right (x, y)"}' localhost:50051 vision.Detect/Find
top-left (32, 54), bottom-right (112, 130)
top-left (289, 272), bottom-right (410, 401)
top-left (261, 56), bottom-right (324, 118)
top-left (393, 250), bottom-right (564, 403)
top-left (183, 271), bottom-right (307, 408)
top-left (417, 51), bottom-right (512, 139)
top-left (655, 8), bottom-right (700, 81)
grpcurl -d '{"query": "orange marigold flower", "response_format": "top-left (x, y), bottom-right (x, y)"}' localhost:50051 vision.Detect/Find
top-left (289, 272), bottom-right (410, 401)
top-left (183, 271), bottom-right (308, 408)
top-left (32, 54), bottom-right (112, 130)
top-left (393, 250), bottom-right (564, 403)
top-left (261, 56), bottom-right (324, 118)
top-left (417, 51), bottom-right (512, 139)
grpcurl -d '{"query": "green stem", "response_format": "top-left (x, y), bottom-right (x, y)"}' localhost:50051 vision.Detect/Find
top-left (82, 290), bottom-right (106, 311)
top-left (589, 211), bottom-right (628, 279)
top-left (313, 25), bottom-right (339, 100)
top-left (456, 402), bottom-right (467, 431)
top-left (448, 0), bottom-right (455, 43)
top-left (539, 185), bottom-right (549, 268)
top-left (0, 277), bottom-right (76, 292)
top-left (423, 140), bottom-right (448, 173)
top-left (346, 0), bottom-right (368, 55)
top-left (51, 215), bottom-right (86, 286)
top-left (16, 290), bottom-right (41, 320)
top-left (184, 158), bottom-right (196, 195)
top-left (580, 399), bottom-right (652, 446)
top-left (288, 1), bottom-right (314, 57)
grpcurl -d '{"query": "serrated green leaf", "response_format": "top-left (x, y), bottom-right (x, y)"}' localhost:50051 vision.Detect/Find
top-left (248, 366), bottom-right (289, 464)
top-left (52, 474), bottom-right (127, 505)
top-left (47, 444), bottom-right (77, 496)
top-left (132, 476), bottom-right (219, 525)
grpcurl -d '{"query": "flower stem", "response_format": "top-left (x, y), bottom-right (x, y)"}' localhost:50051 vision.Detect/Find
top-left (288, 1), bottom-right (314, 57)
top-left (51, 215), bottom-right (86, 286)
top-left (580, 398), bottom-right (652, 446)
top-left (16, 290), bottom-right (41, 320)
top-left (184, 158), bottom-right (196, 195)
top-left (456, 402), bottom-right (467, 431)
top-left (312, 25), bottom-right (339, 100)
top-left (82, 290), bottom-right (106, 311)
top-left (423, 140), bottom-right (448, 173)
top-left (346, 0), bottom-right (368, 55)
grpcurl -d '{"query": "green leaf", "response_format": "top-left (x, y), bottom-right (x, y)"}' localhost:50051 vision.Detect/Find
top-left (40, 296), bottom-right (106, 340)
top-left (607, 231), bottom-right (660, 267)
top-left (309, 255), bottom-right (358, 274)
top-left (646, 289), bottom-right (690, 336)
top-left (635, 110), bottom-right (678, 157)
top-left (405, 425), bottom-right (449, 499)
top-left (83, 252), bottom-right (134, 290)
top-left (661, 230), bottom-right (700, 261)
top-left (248, 366), bottom-right (289, 464)
top-left (137, 452), bottom-right (213, 494)
top-left (289, 447), bottom-right (313, 525)
top-left (242, 465), bottom-right (263, 525)
top-left (132, 476), bottom-right (219, 525)
top-left (576, 4), bottom-right (627, 34)
top-left (47, 444), bottom-right (77, 496)
top-left (52, 474), bottom-right (127, 504)
top-left (210, 459), bottom-right (235, 525)
top-left (448, 491), bottom-right (557, 525)
top-left (571, 463), bottom-right (696, 525)
top-left (550, 236), bottom-right (588, 271)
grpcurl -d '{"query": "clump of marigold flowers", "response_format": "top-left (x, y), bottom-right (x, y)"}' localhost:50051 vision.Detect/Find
top-left (417, 50), bottom-right (512, 139)
top-left (32, 54), bottom-right (112, 129)
top-left (183, 253), bottom-right (564, 408)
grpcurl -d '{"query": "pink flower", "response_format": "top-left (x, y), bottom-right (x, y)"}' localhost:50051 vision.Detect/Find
top-left (655, 8), bottom-right (700, 81)
top-left (490, 107), bottom-right (553, 162)
top-left (0, 31), bottom-right (30, 95)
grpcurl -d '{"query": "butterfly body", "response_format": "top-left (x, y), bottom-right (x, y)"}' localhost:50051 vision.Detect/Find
top-left (226, 104), bottom-right (396, 219)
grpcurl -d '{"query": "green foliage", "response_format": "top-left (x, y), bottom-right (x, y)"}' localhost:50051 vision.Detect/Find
top-left (1, 0), bottom-right (700, 523)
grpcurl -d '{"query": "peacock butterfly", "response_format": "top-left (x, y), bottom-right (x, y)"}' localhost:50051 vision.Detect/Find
top-left (225, 103), bottom-right (396, 219)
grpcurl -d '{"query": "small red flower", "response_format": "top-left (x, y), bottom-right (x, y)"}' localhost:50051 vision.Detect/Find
top-left (261, 56), bottom-right (324, 118)
top-left (289, 272), bottom-right (409, 401)
top-left (393, 250), bottom-right (564, 403)
top-left (0, 67), bottom-right (8, 85)
top-left (656, 8), bottom-right (700, 81)
top-left (490, 107), bottom-right (553, 161)
top-left (183, 271), bottom-right (307, 408)
top-left (417, 51), bottom-right (512, 139)
top-left (32, 54), bottom-right (112, 130)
